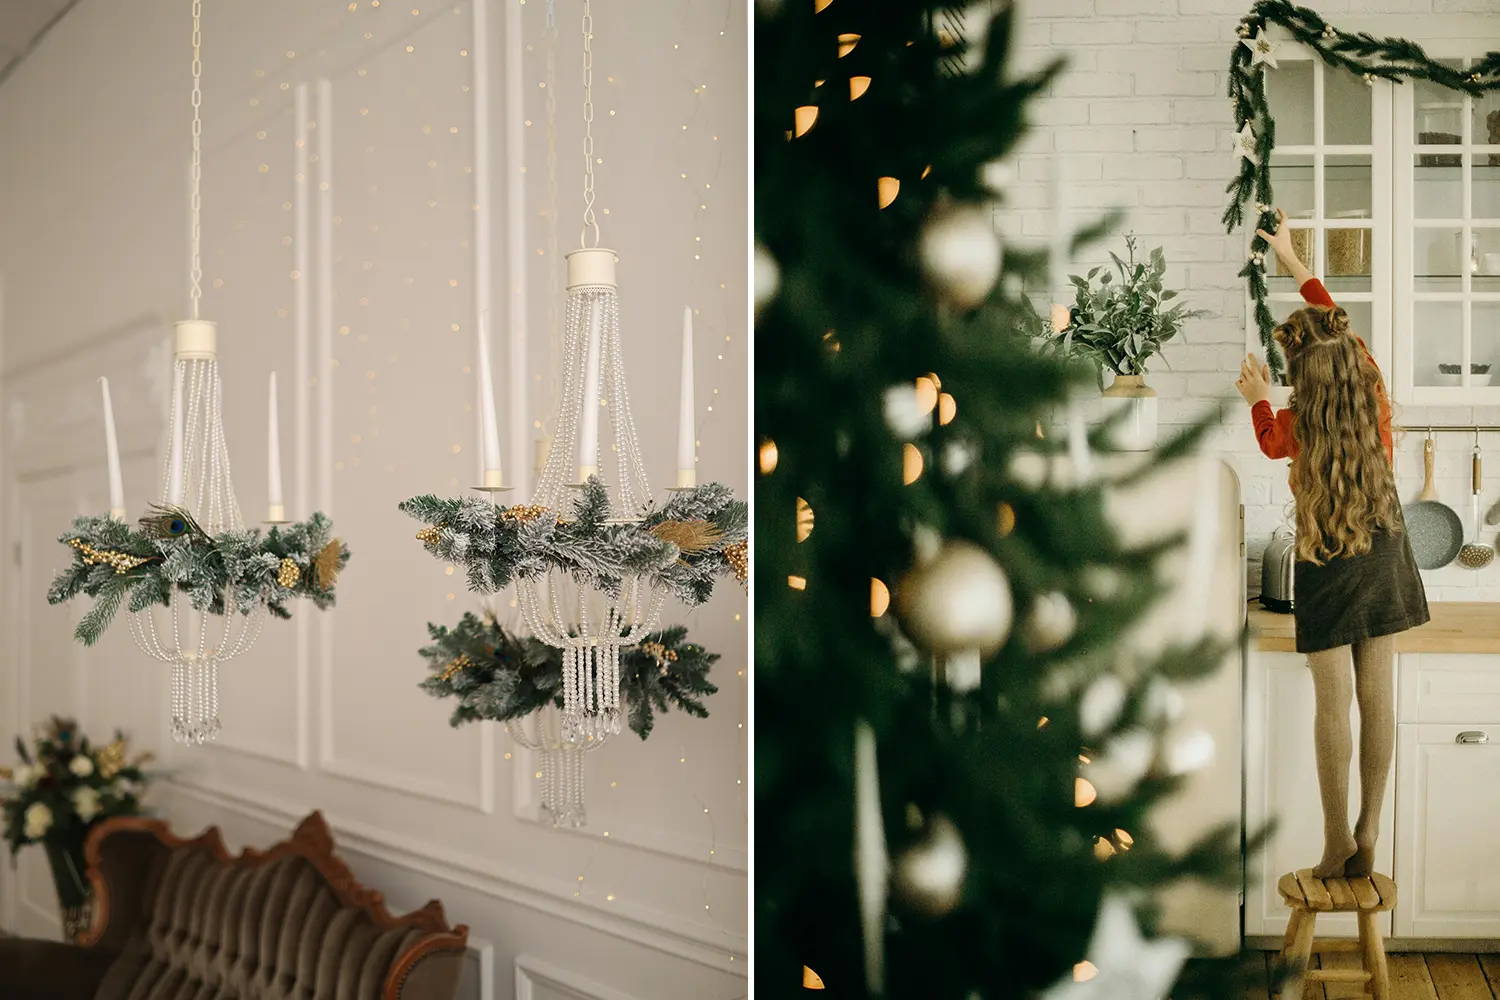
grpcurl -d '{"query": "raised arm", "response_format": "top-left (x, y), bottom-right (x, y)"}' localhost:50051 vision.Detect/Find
top-left (1257, 208), bottom-right (1315, 287)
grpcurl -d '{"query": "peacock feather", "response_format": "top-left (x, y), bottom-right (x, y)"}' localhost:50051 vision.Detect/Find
top-left (138, 504), bottom-right (207, 541)
top-left (312, 538), bottom-right (344, 590)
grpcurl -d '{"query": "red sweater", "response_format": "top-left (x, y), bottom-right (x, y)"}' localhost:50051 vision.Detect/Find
top-left (1250, 278), bottom-right (1394, 469)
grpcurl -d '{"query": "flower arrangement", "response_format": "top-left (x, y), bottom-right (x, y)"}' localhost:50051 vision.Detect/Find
top-left (1, 718), bottom-right (152, 924)
top-left (1055, 234), bottom-right (1207, 378)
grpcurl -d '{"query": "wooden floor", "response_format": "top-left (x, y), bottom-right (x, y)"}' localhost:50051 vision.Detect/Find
top-left (1246, 952), bottom-right (1500, 999)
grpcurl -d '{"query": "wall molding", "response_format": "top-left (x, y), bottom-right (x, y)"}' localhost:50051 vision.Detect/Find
top-left (514, 955), bottom-right (643, 1000)
top-left (312, 28), bottom-right (497, 820)
top-left (469, 936), bottom-right (497, 1000)
top-left (510, 745), bottom-right (747, 874)
top-left (167, 778), bottom-right (747, 974)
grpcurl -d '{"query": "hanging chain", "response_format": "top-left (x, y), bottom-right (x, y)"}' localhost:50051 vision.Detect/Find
top-left (189, 0), bottom-right (203, 319)
top-left (579, 0), bottom-right (599, 248)
top-left (545, 4), bottom-right (561, 435)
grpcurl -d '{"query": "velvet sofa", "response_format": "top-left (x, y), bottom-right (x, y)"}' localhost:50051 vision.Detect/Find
top-left (0, 810), bottom-right (469, 1000)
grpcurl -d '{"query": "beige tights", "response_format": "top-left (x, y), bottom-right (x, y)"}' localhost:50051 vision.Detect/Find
top-left (1304, 633), bottom-right (1395, 878)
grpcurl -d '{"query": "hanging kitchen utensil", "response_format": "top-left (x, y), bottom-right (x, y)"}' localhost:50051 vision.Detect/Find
top-left (1458, 433), bottom-right (1495, 569)
top-left (1403, 433), bottom-right (1464, 570)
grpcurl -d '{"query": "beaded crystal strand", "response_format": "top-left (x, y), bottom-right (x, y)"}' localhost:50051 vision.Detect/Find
top-left (518, 253), bottom-right (667, 746)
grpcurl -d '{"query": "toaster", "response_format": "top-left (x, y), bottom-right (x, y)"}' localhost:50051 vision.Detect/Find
top-left (1260, 512), bottom-right (1296, 614)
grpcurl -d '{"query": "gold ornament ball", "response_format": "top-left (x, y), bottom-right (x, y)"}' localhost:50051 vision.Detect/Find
top-left (754, 243), bottom-right (780, 322)
top-left (919, 202), bottom-right (1003, 310)
top-left (1024, 590), bottom-right (1077, 653)
top-left (896, 540), bottom-right (1012, 656)
top-left (892, 815), bottom-right (968, 916)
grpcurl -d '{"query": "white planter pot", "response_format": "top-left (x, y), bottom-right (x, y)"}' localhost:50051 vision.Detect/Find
top-left (1101, 375), bottom-right (1158, 452)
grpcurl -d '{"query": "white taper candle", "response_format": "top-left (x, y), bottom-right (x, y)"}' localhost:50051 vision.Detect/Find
top-left (99, 377), bottom-right (125, 517)
top-left (677, 306), bottom-right (696, 487)
top-left (166, 364), bottom-right (185, 506)
top-left (267, 372), bottom-right (285, 520)
top-left (476, 394), bottom-right (486, 486)
top-left (476, 311), bottom-right (503, 487)
top-left (577, 300), bottom-right (604, 481)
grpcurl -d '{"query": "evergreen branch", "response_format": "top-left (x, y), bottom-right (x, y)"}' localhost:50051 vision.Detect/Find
top-left (48, 512), bottom-right (349, 646)
top-left (417, 612), bottom-right (719, 739)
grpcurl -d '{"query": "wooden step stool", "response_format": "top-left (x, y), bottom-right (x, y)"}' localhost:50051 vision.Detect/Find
top-left (1277, 869), bottom-right (1397, 1000)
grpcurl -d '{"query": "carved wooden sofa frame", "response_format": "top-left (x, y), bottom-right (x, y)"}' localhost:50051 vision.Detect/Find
top-left (0, 810), bottom-right (470, 1000)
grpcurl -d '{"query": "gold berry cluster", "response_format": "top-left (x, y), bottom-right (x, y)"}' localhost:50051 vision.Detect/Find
top-left (724, 540), bottom-right (748, 583)
top-left (639, 641), bottom-right (679, 673)
top-left (277, 558), bottom-right (302, 588)
top-left (499, 503), bottom-right (556, 525)
top-left (415, 526), bottom-right (442, 545)
top-left (67, 538), bottom-right (150, 575)
top-left (95, 739), bottom-right (127, 780)
top-left (439, 654), bottom-right (475, 682)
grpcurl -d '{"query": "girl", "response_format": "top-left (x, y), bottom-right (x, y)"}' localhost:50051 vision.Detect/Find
top-left (1236, 209), bottom-right (1430, 879)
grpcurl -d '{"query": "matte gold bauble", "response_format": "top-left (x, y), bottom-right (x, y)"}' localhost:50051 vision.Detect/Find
top-left (891, 815), bottom-right (967, 916)
top-left (918, 202), bottom-right (1002, 310)
top-left (896, 540), bottom-right (1012, 656)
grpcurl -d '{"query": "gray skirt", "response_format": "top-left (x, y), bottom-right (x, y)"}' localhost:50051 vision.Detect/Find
top-left (1294, 522), bottom-right (1431, 654)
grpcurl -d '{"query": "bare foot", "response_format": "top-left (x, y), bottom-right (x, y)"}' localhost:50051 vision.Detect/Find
top-left (1312, 835), bottom-right (1357, 878)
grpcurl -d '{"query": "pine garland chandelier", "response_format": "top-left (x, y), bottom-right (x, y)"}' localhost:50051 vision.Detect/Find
top-left (47, 0), bottom-right (349, 746)
top-left (401, 0), bottom-right (745, 821)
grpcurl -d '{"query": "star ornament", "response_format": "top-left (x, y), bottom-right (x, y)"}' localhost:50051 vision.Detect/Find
top-left (1234, 123), bottom-right (1258, 164)
top-left (1241, 28), bottom-right (1280, 69)
top-left (1042, 895), bottom-right (1191, 1000)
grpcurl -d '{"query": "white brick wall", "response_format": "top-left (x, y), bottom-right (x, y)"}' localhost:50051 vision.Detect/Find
top-left (1012, 0), bottom-right (1500, 598)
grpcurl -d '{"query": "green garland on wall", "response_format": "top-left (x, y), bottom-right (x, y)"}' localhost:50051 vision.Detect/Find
top-left (418, 612), bottom-right (718, 740)
top-left (1223, 0), bottom-right (1500, 382)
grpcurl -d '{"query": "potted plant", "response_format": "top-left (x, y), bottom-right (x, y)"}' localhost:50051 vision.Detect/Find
top-left (1054, 234), bottom-right (1207, 451)
top-left (0, 717), bottom-right (153, 940)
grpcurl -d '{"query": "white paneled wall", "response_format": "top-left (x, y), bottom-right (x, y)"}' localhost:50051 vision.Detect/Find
top-left (0, 2), bottom-right (747, 998)
top-left (1006, 0), bottom-right (1500, 600)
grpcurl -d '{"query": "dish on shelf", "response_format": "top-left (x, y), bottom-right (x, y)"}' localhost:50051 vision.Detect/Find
top-left (1434, 363), bottom-right (1494, 387)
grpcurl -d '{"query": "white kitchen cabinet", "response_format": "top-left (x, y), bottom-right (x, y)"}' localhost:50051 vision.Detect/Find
top-left (1244, 649), bottom-right (1395, 940)
top-left (1249, 23), bottom-right (1500, 406)
top-left (1392, 653), bottom-right (1500, 938)
top-left (1393, 722), bottom-right (1500, 938)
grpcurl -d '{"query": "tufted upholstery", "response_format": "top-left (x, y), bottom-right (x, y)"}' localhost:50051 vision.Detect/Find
top-left (0, 811), bottom-right (468, 1000)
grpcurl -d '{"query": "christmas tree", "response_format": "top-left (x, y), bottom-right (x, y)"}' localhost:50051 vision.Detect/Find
top-left (755, 2), bottom-right (1263, 997)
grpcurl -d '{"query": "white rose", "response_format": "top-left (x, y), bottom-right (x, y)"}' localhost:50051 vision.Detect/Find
top-left (72, 787), bottom-right (101, 823)
top-left (23, 802), bottom-right (52, 839)
top-left (69, 755), bottom-right (94, 778)
top-left (10, 764), bottom-right (34, 789)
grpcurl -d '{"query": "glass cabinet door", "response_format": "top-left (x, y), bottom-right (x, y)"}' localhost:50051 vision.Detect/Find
top-left (1397, 56), bottom-right (1500, 401)
top-left (1254, 51), bottom-right (1391, 394)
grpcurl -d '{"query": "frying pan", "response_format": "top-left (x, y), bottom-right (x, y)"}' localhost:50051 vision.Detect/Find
top-left (1403, 434), bottom-right (1464, 570)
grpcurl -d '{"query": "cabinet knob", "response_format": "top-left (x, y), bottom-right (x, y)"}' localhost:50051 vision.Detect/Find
top-left (1456, 730), bottom-right (1490, 745)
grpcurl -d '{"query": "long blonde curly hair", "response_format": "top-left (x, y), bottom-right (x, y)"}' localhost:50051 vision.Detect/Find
top-left (1276, 305), bottom-right (1400, 565)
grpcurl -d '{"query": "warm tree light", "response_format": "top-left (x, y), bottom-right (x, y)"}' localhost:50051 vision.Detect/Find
top-left (849, 76), bottom-right (871, 100)
top-left (796, 497), bottom-right (815, 542)
top-left (794, 106), bottom-right (819, 137)
top-left (938, 392), bottom-right (956, 425)
top-left (870, 578), bottom-right (890, 616)
top-left (760, 440), bottom-right (779, 474)
top-left (902, 443), bottom-right (923, 484)
top-left (878, 176), bottom-right (900, 209)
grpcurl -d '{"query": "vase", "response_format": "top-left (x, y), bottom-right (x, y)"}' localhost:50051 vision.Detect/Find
top-left (44, 838), bottom-right (93, 942)
top-left (1100, 374), bottom-right (1158, 452)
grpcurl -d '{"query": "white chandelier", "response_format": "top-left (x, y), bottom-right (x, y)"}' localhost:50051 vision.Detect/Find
top-left (516, 0), bottom-right (673, 749)
top-left (128, 0), bottom-right (265, 745)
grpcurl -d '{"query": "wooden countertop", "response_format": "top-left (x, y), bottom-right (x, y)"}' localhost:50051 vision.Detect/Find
top-left (1250, 603), bottom-right (1500, 653)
